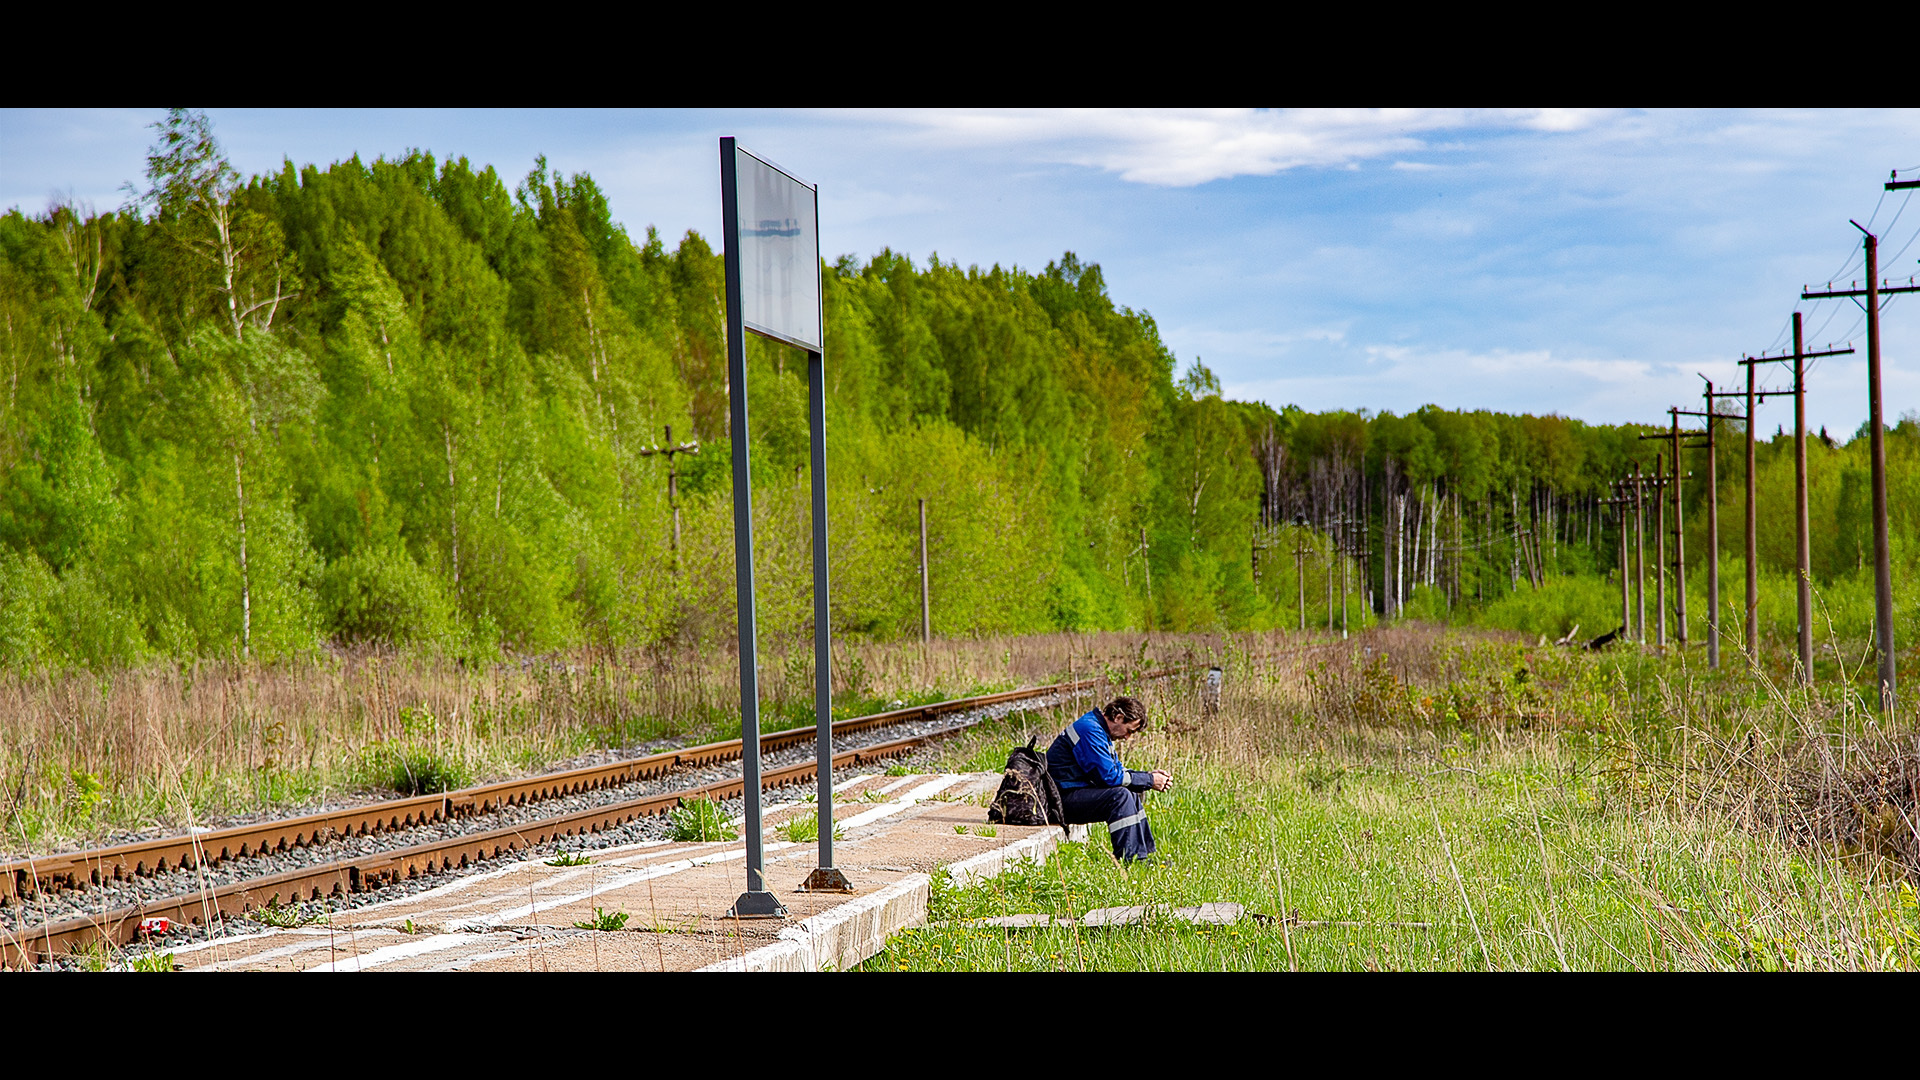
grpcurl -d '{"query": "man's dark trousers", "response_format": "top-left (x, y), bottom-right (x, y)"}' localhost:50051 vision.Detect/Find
top-left (1062, 786), bottom-right (1156, 861)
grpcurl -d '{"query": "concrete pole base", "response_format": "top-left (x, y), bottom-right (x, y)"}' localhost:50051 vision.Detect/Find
top-left (725, 890), bottom-right (789, 919)
top-left (800, 867), bottom-right (855, 893)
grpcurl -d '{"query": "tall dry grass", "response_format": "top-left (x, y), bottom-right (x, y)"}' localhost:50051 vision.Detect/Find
top-left (1193, 625), bottom-right (1920, 969)
top-left (0, 630), bottom-right (1252, 853)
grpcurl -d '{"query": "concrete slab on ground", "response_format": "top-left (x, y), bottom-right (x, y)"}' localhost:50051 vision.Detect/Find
top-left (162, 772), bottom-right (1088, 972)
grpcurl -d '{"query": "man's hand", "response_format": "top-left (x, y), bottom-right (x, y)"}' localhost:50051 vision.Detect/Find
top-left (1151, 770), bottom-right (1173, 793)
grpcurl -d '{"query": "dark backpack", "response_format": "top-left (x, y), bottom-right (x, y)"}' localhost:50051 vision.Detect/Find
top-left (986, 736), bottom-right (1067, 835)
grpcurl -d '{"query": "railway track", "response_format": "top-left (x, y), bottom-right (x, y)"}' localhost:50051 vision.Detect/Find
top-left (1, 669), bottom-right (1198, 968)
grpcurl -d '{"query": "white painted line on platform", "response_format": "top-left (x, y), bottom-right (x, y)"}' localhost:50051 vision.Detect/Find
top-left (306, 931), bottom-right (482, 971)
top-left (197, 930), bottom-right (403, 970)
top-left (165, 925), bottom-right (353, 957)
top-left (436, 943), bottom-right (545, 970)
top-left (837, 775), bottom-right (967, 831)
top-left (873, 774), bottom-right (924, 796)
top-left (342, 839), bottom-right (721, 922)
top-left (468, 843), bottom-right (792, 927)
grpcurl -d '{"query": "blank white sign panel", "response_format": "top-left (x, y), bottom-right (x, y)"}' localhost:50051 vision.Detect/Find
top-left (735, 146), bottom-right (822, 351)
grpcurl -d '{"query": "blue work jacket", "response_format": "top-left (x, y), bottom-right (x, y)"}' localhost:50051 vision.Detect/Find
top-left (1046, 710), bottom-right (1154, 791)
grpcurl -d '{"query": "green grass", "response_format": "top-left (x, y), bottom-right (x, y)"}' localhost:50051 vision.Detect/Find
top-left (863, 627), bottom-right (1920, 971)
top-left (667, 797), bottom-right (738, 842)
top-left (573, 907), bottom-right (630, 932)
top-left (870, 752), bottom-right (1917, 971)
top-left (357, 741), bottom-right (474, 796)
top-left (246, 899), bottom-right (327, 929)
top-left (777, 814), bottom-right (843, 843)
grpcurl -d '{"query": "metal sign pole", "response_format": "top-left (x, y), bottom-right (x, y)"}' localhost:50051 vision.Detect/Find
top-left (802, 343), bottom-right (850, 892)
top-left (720, 138), bottom-right (784, 920)
top-left (721, 136), bottom-right (838, 912)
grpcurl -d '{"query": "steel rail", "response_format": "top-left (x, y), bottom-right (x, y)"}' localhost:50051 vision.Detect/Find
top-left (1, 678), bottom-right (1125, 903)
top-left (2, 667), bottom-right (1214, 966)
top-left (0, 727), bottom-right (947, 968)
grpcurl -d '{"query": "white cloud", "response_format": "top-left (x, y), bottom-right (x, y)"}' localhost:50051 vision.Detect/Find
top-left (820, 184), bottom-right (946, 229)
top-left (1505, 108), bottom-right (1615, 133)
top-left (1352, 344), bottom-right (1658, 390)
top-left (1174, 323), bottom-right (1349, 356)
top-left (871, 108), bottom-right (1611, 187)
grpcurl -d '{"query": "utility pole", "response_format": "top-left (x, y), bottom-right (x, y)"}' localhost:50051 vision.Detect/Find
top-left (1801, 211), bottom-right (1920, 712)
top-left (1738, 331), bottom-right (1852, 681)
top-left (919, 497), bottom-right (930, 644)
top-left (1136, 525), bottom-right (1153, 621)
top-left (1632, 443), bottom-right (1677, 649)
top-left (1632, 464), bottom-right (1647, 644)
top-left (1670, 414), bottom-right (1686, 650)
top-left (1745, 359), bottom-right (1758, 661)
top-left (1637, 423), bottom-right (1703, 652)
top-left (1295, 531), bottom-right (1307, 632)
top-left (1678, 391), bottom-right (1733, 668)
top-left (1794, 318), bottom-right (1817, 683)
top-left (1866, 225), bottom-right (1892, 712)
top-left (636, 425), bottom-right (700, 562)
top-left (1339, 518), bottom-right (1350, 638)
top-left (1653, 454), bottom-right (1667, 649)
top-left (1325, 529), bottom-right (1335, 634)
top-left (1607, 486), bottom-right (1631, 637)
top-left (1252, 523), bottom-right (1281, 586)
top-left (1705, 389), bottom-right (1718, 667)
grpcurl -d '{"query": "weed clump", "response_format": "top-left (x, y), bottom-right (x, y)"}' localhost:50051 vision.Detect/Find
top-left (668, 797), bottom-right (737, 842)
top-left (355, 706), bottom-right (473, 795)
top-left (362, 743), bottom-right (471, 795)
top-left (574, 907), bottom-right (630, 931)
top-left (248, 899), bottom-right (325, 928)
top-left (778, 814), bottom-right (841, 843)
top-left (1768, 739), bottom-right (1920, 873)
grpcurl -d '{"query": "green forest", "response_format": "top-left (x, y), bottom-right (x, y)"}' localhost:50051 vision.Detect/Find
top-left (4, 110), bottom-right (1919, 671)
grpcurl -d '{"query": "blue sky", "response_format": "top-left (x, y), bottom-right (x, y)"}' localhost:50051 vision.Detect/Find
top-left (6, 108), bottom-right (1920, 435)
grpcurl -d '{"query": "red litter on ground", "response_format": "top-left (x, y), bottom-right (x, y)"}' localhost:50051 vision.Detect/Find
top-left (137, 918), bottom-right (170, 935)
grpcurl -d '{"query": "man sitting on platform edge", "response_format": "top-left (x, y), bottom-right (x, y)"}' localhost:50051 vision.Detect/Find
top-left (1046, 695), bottom-right (1173, 865)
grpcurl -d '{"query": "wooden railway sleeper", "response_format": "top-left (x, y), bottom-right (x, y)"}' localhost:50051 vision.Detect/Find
top-left (0, 669), bottom-right (1149, 914)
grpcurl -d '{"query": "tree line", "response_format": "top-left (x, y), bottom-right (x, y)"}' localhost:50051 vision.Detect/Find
top-left (1, 111), bottom-right (1906, 670)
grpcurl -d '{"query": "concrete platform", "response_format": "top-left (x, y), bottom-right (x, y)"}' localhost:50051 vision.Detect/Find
top-left (160, 772), bottom-right (1087, 972)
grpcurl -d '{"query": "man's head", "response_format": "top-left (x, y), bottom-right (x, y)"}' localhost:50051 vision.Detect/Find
top-left (1101, 696), bottom-right (1149, 741)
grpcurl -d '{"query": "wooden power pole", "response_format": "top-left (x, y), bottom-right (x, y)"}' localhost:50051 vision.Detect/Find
top-left (1801, 214), bottom-right (1918, 710)
top-left (1678, 390), bottom-right (1733, 668)
top-left (1295, 532), bottom-right (1307, 631)
top-left (636, 425), bottom-right (700, 563)
top-left (1632, 464), bottom-right (1647, 644)
top-left (919, 497), bottom-right (930, 644)
top-left (1739, 328), bottom-right (1852, 681)
top-left (1632, 443), bottom-right (1677, 650)
top-left (1607, 484), bottom-right (1631, 638)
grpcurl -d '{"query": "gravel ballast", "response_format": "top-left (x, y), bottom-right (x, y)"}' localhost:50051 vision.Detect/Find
top-left (10, 693), bottom-right (1072, 965)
